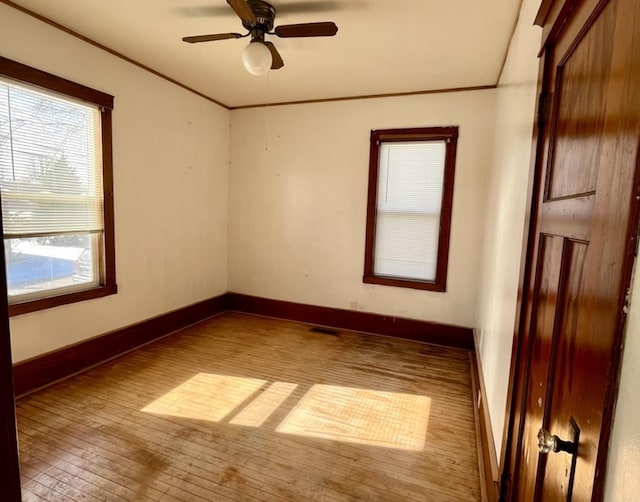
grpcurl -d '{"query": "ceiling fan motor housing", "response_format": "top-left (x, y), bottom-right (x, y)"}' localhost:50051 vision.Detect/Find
top-left (242, 0), bottom-right (276, 33)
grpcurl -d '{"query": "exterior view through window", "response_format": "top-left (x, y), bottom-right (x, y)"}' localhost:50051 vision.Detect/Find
top-left (363, 127), bottom-right (458, 292)
top-left (0, 57), bottom-right (116, 314)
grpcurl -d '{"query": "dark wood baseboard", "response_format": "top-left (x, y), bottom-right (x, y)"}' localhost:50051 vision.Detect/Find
top-left (12, 293), bottom-right (229, 397)
top-left (13, 292), bottom-right (474, 397)
top-left (470, 331), bottom-right (500, 502)
top-left (227, 293), bottom-right (474, 349)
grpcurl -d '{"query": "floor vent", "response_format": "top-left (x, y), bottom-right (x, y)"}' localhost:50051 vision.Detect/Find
top-left (310, 327), bottom-right (339, 335)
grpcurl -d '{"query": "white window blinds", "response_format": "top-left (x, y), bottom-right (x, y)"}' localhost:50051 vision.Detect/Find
top-left (373, 140), bottom-right (446, 281)
top-left (0, 80), bottom-right (103, 237)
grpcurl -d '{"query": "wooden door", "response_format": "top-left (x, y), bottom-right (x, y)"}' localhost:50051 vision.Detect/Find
top-left (503, 0), bottom-right (640, 500)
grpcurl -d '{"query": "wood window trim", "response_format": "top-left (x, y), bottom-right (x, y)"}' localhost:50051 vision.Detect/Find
top-left (363, 126), bottom-right (458, 292)
top-left (0, 56), bottom-right (117, 316)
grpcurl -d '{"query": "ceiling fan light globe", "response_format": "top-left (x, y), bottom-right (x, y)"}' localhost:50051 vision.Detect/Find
top-left (242, 42), bottom-right (272, 76)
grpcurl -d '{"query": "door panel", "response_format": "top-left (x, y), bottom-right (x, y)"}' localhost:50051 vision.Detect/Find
top-left (516, 235), bottom-right (564, 502)
top-left (546, 1), bottom-right (615, 200)
top-left (506, 0), bottom-right (640, 499)
top-left (538, 240), bottom-right (587, 502)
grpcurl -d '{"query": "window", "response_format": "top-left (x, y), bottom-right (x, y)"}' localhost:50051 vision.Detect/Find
top-left (363, 127), bottom-right (458, 292)
top-left (0, 56), bottom-right (116, 315)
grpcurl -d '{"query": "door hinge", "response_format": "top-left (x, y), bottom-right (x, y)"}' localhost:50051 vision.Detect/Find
top-left (623, 287), bottom-right (632, 315)
top-left (537, 92), bottom-right (551, 127)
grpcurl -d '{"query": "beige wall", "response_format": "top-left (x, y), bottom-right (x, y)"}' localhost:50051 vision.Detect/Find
top-left (228, 91), bottom-right (496, 328)
top-left (0, 4), bottom-right (230, 362)
top-left (475, 0), bottom-right (541, 455)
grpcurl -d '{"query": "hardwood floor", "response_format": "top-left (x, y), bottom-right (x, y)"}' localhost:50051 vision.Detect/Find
top-left (16, 313), bottom-right (481, 501)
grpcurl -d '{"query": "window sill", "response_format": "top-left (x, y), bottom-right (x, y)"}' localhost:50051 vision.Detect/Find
top-left (8, 284), bottom-right (118, 316)
top-left (363, 275), bottom-right (446, 292)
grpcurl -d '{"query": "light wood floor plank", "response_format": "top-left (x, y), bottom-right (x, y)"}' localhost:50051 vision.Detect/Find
top-left (17, 313), bottom-right (480, 501)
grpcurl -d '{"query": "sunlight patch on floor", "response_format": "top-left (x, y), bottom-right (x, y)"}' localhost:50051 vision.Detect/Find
top-left (276, 384), bottom-right (431, 451)
top-left (141, 373), bottom-right (267, 422)
top-left (230, 382), bottom-right (298, 427)
top-left (141, 374), bottom-right (431, 451)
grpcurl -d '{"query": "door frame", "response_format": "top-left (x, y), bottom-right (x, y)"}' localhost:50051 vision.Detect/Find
top-left (0, 195), bottom-right (22, 498)
top-left (498, 0), bottom-right (640, 499)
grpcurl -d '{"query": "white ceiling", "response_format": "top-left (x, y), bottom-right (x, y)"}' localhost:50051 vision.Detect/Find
top-left (7, 0), bottom-right (522, 108)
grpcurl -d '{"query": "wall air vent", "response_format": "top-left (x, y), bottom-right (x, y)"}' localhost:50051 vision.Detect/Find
top-left (309, 327), bottom-right (339, 335)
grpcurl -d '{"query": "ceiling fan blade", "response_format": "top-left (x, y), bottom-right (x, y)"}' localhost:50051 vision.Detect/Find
top-left (177, 2), bottom-right (343, 17)
top-left (274, 22), bottom-right (338, 38)
top-left (226, 0), bottom-right (256, 24)
top-left (182, 33), bottom-right (244, 43)
top-left (264, 42), bottom-right (284, 70)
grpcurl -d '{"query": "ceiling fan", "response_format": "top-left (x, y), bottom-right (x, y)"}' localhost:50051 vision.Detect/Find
top-left (182, 0), bottom-right (338, 75)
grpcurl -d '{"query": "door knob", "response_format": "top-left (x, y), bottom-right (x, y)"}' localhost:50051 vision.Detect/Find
top-left (537, 427), bottom-right (577, 454)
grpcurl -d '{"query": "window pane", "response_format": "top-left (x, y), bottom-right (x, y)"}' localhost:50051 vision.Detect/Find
top-left (377, 141), bottom-right (445, 213)
top-left (0, 76), bottom-right (106, 304)
top-left (374, 214), bottom-right (440, 280)
top-left (373, 141), bottom-right (446, 281)
top-left (5, 233), bottom-right (98, 300)
top-left (0, 80), bottom-right (103, 236)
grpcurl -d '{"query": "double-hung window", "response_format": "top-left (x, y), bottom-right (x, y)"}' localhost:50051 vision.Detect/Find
top-left (363, 127), bottom-right (458, 291)
top-left (0, 56), bottom-right (116, 315)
